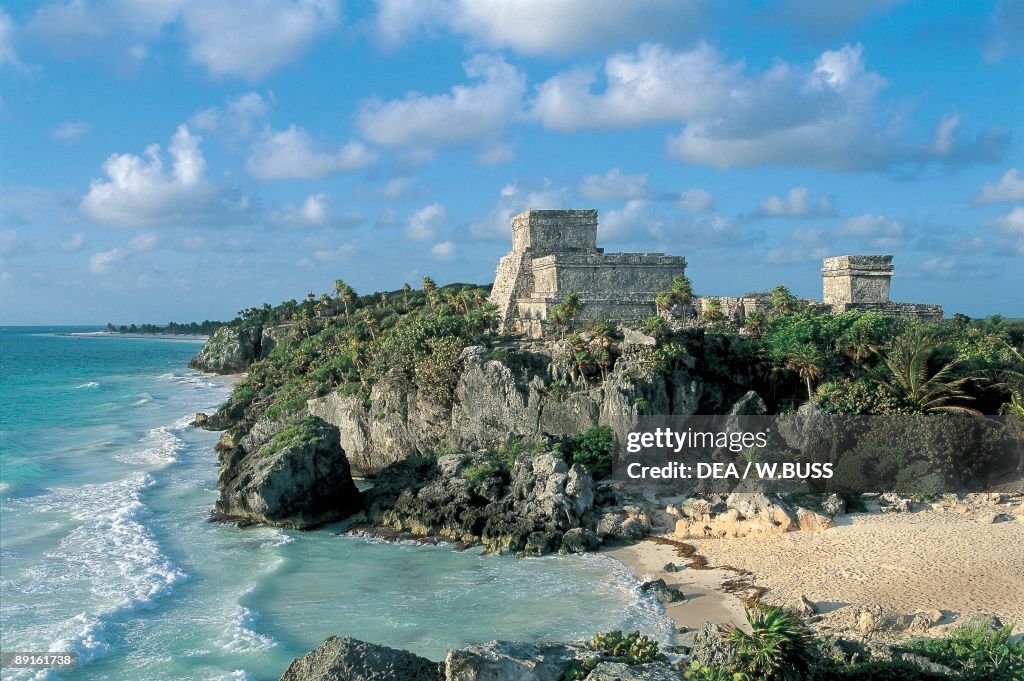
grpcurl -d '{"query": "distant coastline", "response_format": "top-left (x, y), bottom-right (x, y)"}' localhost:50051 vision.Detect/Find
top-left (57, 331), bottom-right (209, 342)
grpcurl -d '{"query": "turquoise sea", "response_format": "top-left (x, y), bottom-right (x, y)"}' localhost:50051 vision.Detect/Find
top-left (0, 327), bottom-right (673, 680)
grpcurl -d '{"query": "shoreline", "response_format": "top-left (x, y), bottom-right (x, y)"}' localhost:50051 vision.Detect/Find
top-left (603, 540), bottom-right (749, 637)
top-left (58, 331), bottom-right (210, 341)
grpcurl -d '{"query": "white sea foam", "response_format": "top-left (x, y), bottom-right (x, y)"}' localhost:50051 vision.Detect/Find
top-left (115, 424), bottom-right (186, 465)
top-left (73, 381), bottom-right (100, 389)
top-left (210, 671), bottom-right (255, 681)
top-left (218, 584), bottom-right (278, 654)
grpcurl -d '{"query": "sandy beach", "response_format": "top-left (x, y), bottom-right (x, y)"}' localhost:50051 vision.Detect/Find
top-left (610, 504), bottom-right (1024, 638)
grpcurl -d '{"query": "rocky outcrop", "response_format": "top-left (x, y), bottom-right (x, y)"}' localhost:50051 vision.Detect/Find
top-left (280, 636), bottom-right (441, 681)
top-left (445, 641), bottom-right (586, 681)
top-left (190, 324), bottom-right (263, 374)
top-left (673, 492), bottom-right (800, 539)
top-left (306, 332), bottom-right (753, 477)
top-left (214, 416), bottom-right (361, 529)
top-left (359, 452), bottom-right (597, 555)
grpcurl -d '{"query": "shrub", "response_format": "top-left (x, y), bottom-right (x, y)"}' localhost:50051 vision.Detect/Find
top-left (905, 620), bottom-right (1023, 681)
top-left (570, 425), bottom-right (615, 479)
top-left (589, 630), bottom-right (666, 665)
top-left (462, 459), bottom-right (504, 482)
top-left (726, 606), bottom-right (813, 681)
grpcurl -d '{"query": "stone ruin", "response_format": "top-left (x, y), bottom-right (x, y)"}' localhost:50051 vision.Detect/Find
top-left (490, 209), bottom-right (687, 336)
top-left (491, 209), bottom-right (942, 337)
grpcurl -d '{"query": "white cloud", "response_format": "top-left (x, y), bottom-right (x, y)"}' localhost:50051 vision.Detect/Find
top-left (180, 0), bottom-right (340, 80)
top-left (533, 43), bottom-right (736, 131)
top-left (270, 192), bottom-right (358, 228)
top-left (356, 54), bottom-right (525, 149)
top-left (578, 168), bottom-right (648, 201)
top-left (60, 232), bottom-right (86, 252)
top-left (469, 180), bottom-right (569, 239)
top-left (984, 0), bottom-right (1024, 62)
top-left (532, 41), bottom-right (1006, 171)
top-left (246, 125), bottom-right (377, 180)
top-left (406, 203), bottom-right (447, 241)
top-left (476, 142), bottom-right (516, 165)
top-left (190, 92), bottom-right (270, 141)
top-left (600, 200), bottom-right (648, 240)
top-left (757, 187), bottom-right (836, 218)
top-left (992, 206), bottom-right (1024, 255)
top-left (28, 1), bottom-right (338, 80)
top-left (51, 120), bottom-right (92, 143)
top-left (0, 8), bottom-right (21, 69)
top-left (129, 232), bottom-right (159, 251)
top-left (89, 247), bottom-right (129, 274)
top-left (839, 213), bottom-right (905, 249)
top-left (430, 240), bottom-right (456, 260)
top-left (80, 125), bottom-right (220, 227)
top-left (976, 168), bottom-right (1024, 204)
top-left (677, 189), bottom-right (714, 213)
top-left (373, 0), bottom-right (702, 55)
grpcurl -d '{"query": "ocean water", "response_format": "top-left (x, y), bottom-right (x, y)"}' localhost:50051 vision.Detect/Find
top-left (0, 327), bottom-right (673, 680)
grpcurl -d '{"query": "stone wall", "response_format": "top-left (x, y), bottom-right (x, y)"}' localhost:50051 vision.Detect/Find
top-left (822, 255), bottom-right (893, 306)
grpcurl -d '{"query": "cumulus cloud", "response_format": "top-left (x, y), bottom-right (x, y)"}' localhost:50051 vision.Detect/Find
top-left (677, 189), bottom-right (714, 213)
top-left (28, 0), bottom-right (339, 79)
top-left (838, 213), bottom-right (905, 249)
top-left (356, 54), bottom-right (525, 149)
top-left (756, 187), bottom-right (837, 218)
top-left (89, 247), bottom-right (129, 274)
top-left (374, 0), bottom-right (702, 55)
top-left (190, 92), bottom-right (270, 142)
top-left (976, 168), bottom-right (1024, 204)
top-left (430, 240), bottom-right (456, 260)
top-left (80, 125), bottom-right (223, 227)
top-left (406, 203), bottom-right (447, 241)
top-left (599, 200), bottom-right (649, 240)
top-left (246, 125), bottom-right (377, 180)
top-left (578, 168), bottom-right (648, 201)
top-left (51, 120), bottom-right (92, 143)
top-left (991, 206), bottom-right (1024, 254)
top-left (469, 180), bottom-right (569, 239)
top-left (531, 41), bottom-right (1006, 171)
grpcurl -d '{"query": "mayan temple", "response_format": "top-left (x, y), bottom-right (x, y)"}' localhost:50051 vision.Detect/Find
top-left (491, 209), bottom-right (942, 337)
top-left (490, 209), bottom-right (688, 336)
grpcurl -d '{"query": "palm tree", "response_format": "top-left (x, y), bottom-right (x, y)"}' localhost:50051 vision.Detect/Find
top-left (871, 328), bottom-right (980, 414)
top-left (671, 274), bottom-right (693, 307)
top-left (744, 309), bottom-right (766, 337)
top-left (561, 291), bottom-right (583, 331)
top-left (342, 285), bottom-right (358, 321)
top-left (655, 291), bottom-right (674, 314)
top-left (421, 277), bottom-right (436, 295)
top-left (770, 285), bottom-right (798, 316)
top-left (701, 298), bottom-right (724, 324)
top-left (590, 320), bottom-right (616, 348)
top-left (786, 342), bottom-right (824, 400)
top-left (378, 292), bottom-right (390, 308)
top-left (402, 282), bottom-right (412, 309)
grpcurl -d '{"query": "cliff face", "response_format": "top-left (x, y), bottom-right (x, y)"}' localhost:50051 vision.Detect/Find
top-left (189, 325), bottom-right (263, 374)
top-left (305, 338), bottom-right (714, 477)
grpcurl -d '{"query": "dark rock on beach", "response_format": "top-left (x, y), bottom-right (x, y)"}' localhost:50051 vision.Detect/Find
top-left (279, 636), bottom-right (441, 681)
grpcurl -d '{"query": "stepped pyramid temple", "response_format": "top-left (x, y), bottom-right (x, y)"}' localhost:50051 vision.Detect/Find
top-left (490, 209), bottom-right (942, 337)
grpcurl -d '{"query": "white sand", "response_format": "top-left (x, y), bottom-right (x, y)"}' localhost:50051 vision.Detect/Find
top-left (685, 510), bottom-right (1024, 633)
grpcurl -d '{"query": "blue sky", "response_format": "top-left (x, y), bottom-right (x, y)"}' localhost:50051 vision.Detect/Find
top-left (1, 0), bottom-right (1022, 325)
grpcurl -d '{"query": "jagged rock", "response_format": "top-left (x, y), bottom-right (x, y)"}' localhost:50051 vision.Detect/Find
top-left (776, 402), bottom-right (843, 462)
top-left (981, 513), bottom-right (1011, 524)
top-left (907, 609), bottom-right (944, 633)
top-left (193, 412), bottom-right (209, 428)
top-left (190, 324), bottom-right (262, 374)
top-left (663, 562), bottom-right (678, 573)
top-left (726, 390), bottom-right (767, 416)
top-left (879, 493), bottom-right (911, 513)
top-left (856, 605), bottom-right (884, 636)
top-left (585, 662), bottom-right (684, 681)
top-left (796, 595), bottom-right (818, 617)
top-left (796, 507), bottom-right (833, 532)
top-left (957, 613), bottom-right (1003, 632)
top-left (260, 323), bottom-right (291, 360)
top-left (444, 641), bottom-right (584, 681)
top-left (360, 453), bottom-right (596, 555)
top-left (687, 623), bottom-right (734, 668)
top-left (596, 506), bottom-right (651, 541)
top-left (215, 417), bottom-right (361, 529)
top-left (822, 493), bottom-right (846, 517)
top-left (560, 528), bottom-right (601, 554)
top-left (279, 636), bottom-right (440, 681)
top-left (640, 579), bottom-right (685, 604)
top-left (894, 653), bottom-right (957, 677)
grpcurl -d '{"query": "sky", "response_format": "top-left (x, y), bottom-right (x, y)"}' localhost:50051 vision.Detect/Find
top-left (0, 0), bottom-right (1022, 325)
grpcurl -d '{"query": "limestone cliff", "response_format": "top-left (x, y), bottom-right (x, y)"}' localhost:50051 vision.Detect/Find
top-left (189, 324), bottom-right (263, 374)
top-left (302, 332), bottom-right (746, 477)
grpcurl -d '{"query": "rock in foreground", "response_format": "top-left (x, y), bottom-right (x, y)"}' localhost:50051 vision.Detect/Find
top-left (215, 417), bottom-right (361, 529)
top-left (279, 636), bottom-right (441, 681)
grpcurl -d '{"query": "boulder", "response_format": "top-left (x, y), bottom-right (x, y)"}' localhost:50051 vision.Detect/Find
top-left (640, 579), bottom-right (685, 604)
top-left (796, 507), bottom-right (833, 532)
top-left (215, 417), bottom-right (362, 529)
top-left (189, 324), bottom-right (262, 374)
top-left (821, 493), bottom-right (846, 517)
top-left (795, 595), bottom-right (818, 617)
top-left (559, 528), bottom-right (601, 554)
top-left (879, 493), bottom-right (912, 513)
top-left (279, 636), bottom-right (440, 681)
top-left (444, 641), bottom-right (584, 681)
top-left (687, 623), bottom-right (733, 668)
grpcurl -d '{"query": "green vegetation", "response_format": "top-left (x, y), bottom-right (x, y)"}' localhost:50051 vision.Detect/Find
top-left (265, 417), bottom-right (324, 455)
top-left (725, 606), bottom-right (813, 680)
top-left (905, 620), bottom-right (1024, 681)
top-left (589, 630), bottom-right (666, 665)
top-left (569, 425), bottom-right (615, 479)
top-left (106, 320), bottom-right (224, 335)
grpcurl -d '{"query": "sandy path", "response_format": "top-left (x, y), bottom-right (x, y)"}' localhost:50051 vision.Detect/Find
top-left (686, 511), bottom-right (1024, 632)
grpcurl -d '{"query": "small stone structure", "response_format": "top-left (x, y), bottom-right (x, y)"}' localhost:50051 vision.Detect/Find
top-left (491, 210), bottom-right (687, 336)
top-left (491, 210), bottom-right (942, 337)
